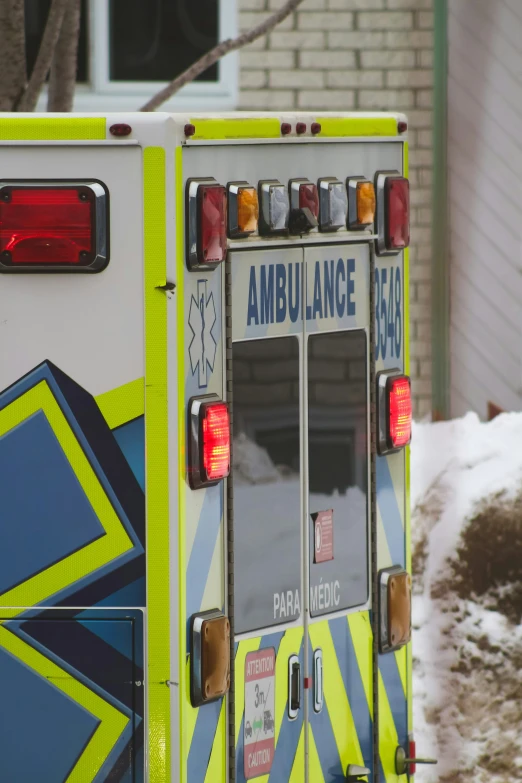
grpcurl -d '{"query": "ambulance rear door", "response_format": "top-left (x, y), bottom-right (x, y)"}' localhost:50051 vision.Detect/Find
top-left (230, 241), bottom-right (372, 782)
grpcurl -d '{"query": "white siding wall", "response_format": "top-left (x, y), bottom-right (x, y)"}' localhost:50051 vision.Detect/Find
top-left (448, 0), bottom-right (522, 418)
top-left (237, 0), bottom-right (435, 419)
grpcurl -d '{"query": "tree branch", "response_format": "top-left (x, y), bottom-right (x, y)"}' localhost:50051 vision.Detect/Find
top-left (17, 0), bottom-right (70, 112)
top-left (0, 0), bottom-right (27, 111)
top-left (139, 0), bottom-right (305, 112)
top-left (47, 0), bottom-right (81, 112)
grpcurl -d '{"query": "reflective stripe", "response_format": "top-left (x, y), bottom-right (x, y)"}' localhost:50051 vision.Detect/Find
top-left (190, 118), bottom-right (280, 140)
top-left (288, 724), bottom-right (306, 783)
top-left (347, 612), bottom-right (374, 719)
top-left (316, 117), bottom-right (398, 137)
top-left (95, 377), bottom-right (144, 429)
top-left (176, 145), bottom-right (190, 782)
top-left (204, 700), bottom-right (227, 782)
top-left (0, 117), bottom-right (105, 140)
top-left (144, 146), bottom-right (170, 782)
top-left (308, 725), bottom-right (326, 783)
top-left (376, 456), bottom-right (405, 568)
top-left (378, 670), bottom-right (401, 783)
top-left (310, 621), bottom-right (365, 772)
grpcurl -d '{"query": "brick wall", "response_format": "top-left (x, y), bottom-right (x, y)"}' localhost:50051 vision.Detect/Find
top-left (238, 0), bottom-right (434, 419)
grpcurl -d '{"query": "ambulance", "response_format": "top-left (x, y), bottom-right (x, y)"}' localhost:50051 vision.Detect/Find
top-left (0, 111), bottom-right (424, 783)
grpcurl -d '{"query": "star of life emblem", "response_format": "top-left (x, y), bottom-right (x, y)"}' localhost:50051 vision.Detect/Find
top-left (188, 279), bottom-right (217, 388)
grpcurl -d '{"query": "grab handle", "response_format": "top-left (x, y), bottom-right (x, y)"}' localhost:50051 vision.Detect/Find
top-left (288, 654), bottom-right (300, 719)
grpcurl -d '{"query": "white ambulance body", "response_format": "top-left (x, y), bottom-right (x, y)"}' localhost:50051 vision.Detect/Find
top-left (0, 112), bottom-right (414, 783)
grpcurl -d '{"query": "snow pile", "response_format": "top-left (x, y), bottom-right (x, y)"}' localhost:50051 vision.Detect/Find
top-left (412, 412), bottom-right (522, 783)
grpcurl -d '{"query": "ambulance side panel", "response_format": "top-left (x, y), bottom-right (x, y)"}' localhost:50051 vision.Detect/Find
top-left (0, 144), bottom-right (146, 782)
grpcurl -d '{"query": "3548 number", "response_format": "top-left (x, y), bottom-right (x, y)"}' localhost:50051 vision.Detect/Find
top-left (375, 265), bottom-right (402, 361)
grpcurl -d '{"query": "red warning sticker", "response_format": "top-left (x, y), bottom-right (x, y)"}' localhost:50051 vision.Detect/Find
top-left (313, 509), bottom-right (334, 563)
top-left (244, 648), bottom-right (276, 779)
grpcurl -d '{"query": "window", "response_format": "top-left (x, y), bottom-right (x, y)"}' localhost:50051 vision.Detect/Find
top-left (232, 337), bottom-right (301, 635)
top-left (26, 0), bottom-right (238, 112)
top-left (308, 330), bottom-right (369, 615)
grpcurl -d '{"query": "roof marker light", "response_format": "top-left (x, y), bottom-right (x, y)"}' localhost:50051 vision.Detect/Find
top-left (109, 123), bottom-right (132, 137)
top-left (281, 122), bottom-right (291, 136)
top-left (296, 122), bottom-right (306, 135)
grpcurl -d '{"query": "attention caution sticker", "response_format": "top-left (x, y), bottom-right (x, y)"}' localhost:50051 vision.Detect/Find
top-left (244, 648), bottom-right (276, 779)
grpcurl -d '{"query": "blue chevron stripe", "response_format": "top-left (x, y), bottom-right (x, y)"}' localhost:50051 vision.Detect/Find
top-left (187, 697), bottom-right (223, 782)
top-left (376, 456), bottom-right (405, 567)
top-left (268, 637), bottom-right (304, 782)
top-left (308, 639), bottom-right (345, 782)
top-left (185, 486), bottom-right (223, 649)
top-left (379, 653), bottom-right (408, 747)
top-left (328, 616), bottom-right (373, 774)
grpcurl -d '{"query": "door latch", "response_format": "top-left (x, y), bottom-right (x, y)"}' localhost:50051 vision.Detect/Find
top-left (395, 746), bottom-right (437, 776)
top-left (346, 764), bottom-right (371, 781)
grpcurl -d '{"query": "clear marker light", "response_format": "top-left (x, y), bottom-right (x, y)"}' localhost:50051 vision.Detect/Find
top-left (258, 180), bottom-right (289, 235)
top-left (318, 177), bottom-right (348, 232)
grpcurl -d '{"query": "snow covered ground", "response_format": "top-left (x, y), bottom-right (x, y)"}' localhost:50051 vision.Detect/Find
top-left (411, 412), bottom-right (522, 783)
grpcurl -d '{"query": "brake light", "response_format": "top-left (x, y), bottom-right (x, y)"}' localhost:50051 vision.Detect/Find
top-left (389, 376), bottom-right (412, 448)
top-left (188, 396), bottom-right (230, 488)
top-left (0, 183), bottom-right (108, 271)
top-left (202, 403), bottom-right (230, 481)
top-left (186, 179), bottom-right (227, 269)
top-left (385, 176), bottom-right (409, 250)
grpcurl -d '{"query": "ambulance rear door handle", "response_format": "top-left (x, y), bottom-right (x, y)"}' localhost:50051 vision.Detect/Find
top-left (288, 654), bottom-right (300, 720)
top-left (313, 648), bottom-right (323, 713)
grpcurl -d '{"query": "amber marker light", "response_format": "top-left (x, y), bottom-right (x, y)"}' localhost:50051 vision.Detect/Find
top-left (228, 182), bottom-right (259, 238)
top-left (379, 566), bottom-right (412, 653)
top-left (347, 177), bottom-right (376, 229)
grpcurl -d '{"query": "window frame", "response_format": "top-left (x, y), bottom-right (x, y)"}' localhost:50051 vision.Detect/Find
top-left (36, 0), bottom-right (238, 112)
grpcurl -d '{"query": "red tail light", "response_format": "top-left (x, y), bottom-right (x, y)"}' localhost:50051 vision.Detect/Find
top-left (385, 176), bottom-right (409, 250)
top-left (187, 179), bottom-right (227, 270)
top-left (202, 403), bottom-right (230, 482)
top-left (188, 396), bottom-right (230, 488)
top-left (389, 376), bottom-right (412, 448)
top-left (0, 182), bottom-right (108, 272)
